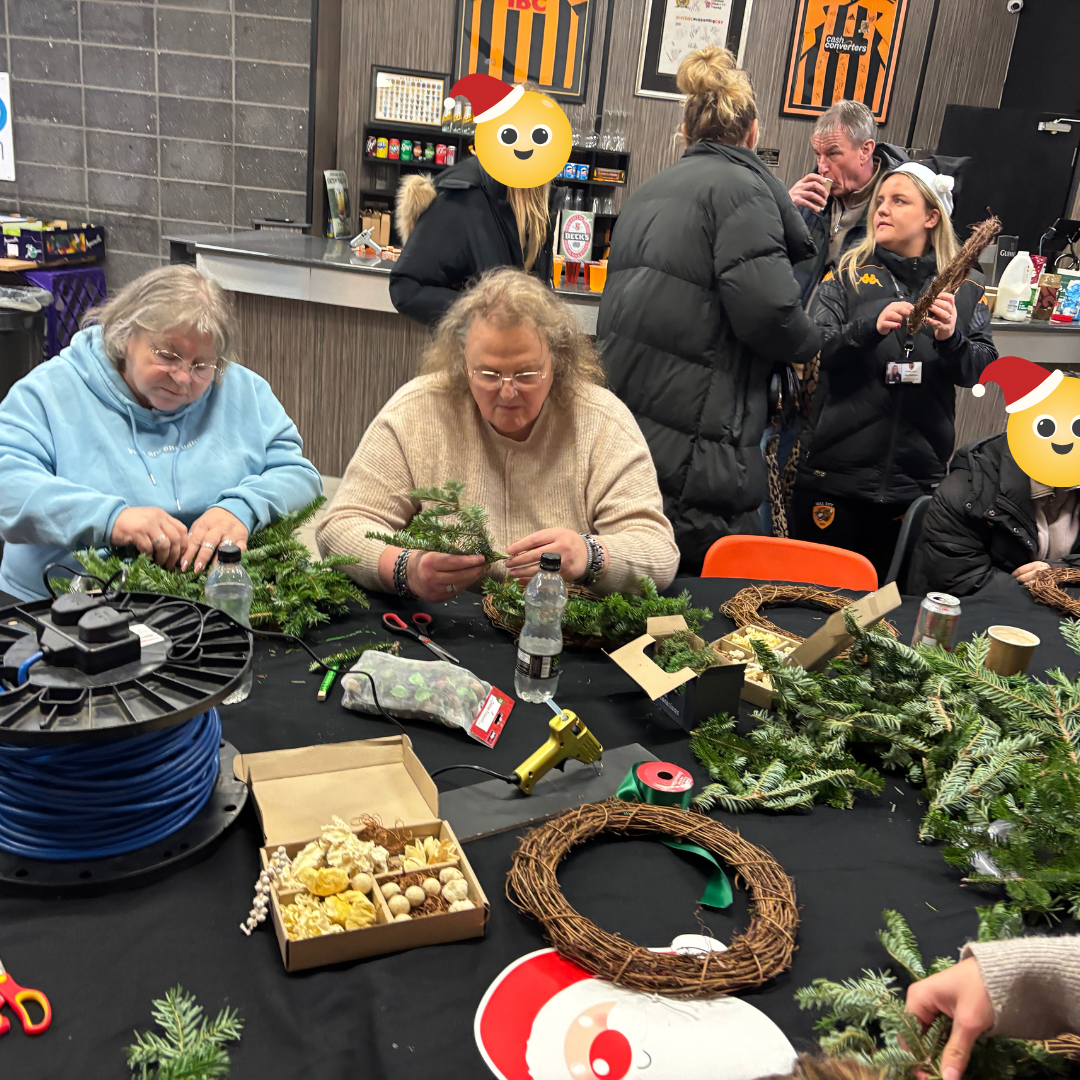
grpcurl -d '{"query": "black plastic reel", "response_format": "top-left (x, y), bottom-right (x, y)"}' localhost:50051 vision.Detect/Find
top-left (0, 592), bottom-right (250, 745)
top-left (0, 740), bottom-right (248, 895)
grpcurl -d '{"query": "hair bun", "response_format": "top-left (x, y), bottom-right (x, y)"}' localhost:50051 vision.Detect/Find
top-left (676, 45), bottom-right (737, 97)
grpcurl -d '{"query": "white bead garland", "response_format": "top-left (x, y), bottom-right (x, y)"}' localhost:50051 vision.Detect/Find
top-left (240, 846), bottom-right (291, 936)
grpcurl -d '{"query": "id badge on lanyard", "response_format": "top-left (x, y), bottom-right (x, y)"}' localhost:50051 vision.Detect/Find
top-left (885, 280), bottom-right (923, 386)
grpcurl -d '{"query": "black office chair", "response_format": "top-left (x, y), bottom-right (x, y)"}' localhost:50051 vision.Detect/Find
top-left (884, 494), bottom-right (933, 593)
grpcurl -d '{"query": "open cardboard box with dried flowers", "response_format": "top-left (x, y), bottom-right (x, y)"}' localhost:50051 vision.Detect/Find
top-left (233, 734), bottom-right (488, 972)
top-left (608, 582), bottom-right (901, 715)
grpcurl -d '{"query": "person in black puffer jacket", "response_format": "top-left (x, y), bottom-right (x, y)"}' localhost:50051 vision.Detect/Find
top-left (389, 143), bottom-right (553, 327)
top-left (791, 163), bottom-right (996, 580)
top-left (910, 432), bottom-right (1080, 597)
top-left (597, 46), bottom-right (820, 574)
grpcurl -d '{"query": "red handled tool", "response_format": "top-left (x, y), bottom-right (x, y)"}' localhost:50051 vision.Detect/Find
top-left (0, 954), bottom-right (52, 1037)
top-left (382, 612), bottom-right (459, 664)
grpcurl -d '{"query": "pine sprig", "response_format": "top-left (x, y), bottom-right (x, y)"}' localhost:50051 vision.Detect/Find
top-left (797, 911), bottom-right (1066, 1079)
top-left (126, 986), bottom-right (242, 1080)
top-left (484, 575), bottom-right (712, 644)
top-left (689, 616), bottom-right (1080, 922)
top-left (307, 639), bottom-right (400, 672)
top-left (366, 480), bottom-right (506, 560)
top-left (60, 497), bottom-right (367, 638)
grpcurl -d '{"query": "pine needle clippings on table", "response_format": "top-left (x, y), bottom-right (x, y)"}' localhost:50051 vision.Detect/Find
top-left (506, 799), bottom-right (798, 997)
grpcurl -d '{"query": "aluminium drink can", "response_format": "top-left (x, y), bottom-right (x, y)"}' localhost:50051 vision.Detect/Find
top-left (911, 592), bottom-right (961, 651)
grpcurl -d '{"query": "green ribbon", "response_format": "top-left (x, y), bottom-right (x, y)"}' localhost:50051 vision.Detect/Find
top-left (615, 763), bottom-right (733, 909)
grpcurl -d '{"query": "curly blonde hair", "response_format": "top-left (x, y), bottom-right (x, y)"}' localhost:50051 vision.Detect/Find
top-left (678, 45), bottom-right (757, 146)
top-left (421, 268), bottom-right (604, 405)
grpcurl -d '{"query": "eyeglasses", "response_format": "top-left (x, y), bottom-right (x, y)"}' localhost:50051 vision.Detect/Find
top-left (468, 368), bottom-right (548, 391)
top-left (148, 345), bottom-right (220, 382)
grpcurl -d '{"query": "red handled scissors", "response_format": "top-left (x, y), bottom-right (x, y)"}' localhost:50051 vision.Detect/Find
top-left (382, 612), bottom-right (459, 664)
top-left (0, 954), bottom-right (52, 1037)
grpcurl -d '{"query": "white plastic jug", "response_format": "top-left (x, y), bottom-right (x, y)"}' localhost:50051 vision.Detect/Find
top-left (995, 251), bottom-right (1035, 321)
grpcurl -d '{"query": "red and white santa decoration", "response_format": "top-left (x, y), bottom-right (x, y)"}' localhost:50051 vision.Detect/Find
top-left (475, 947), bottom-right (796, 1080)
top-left (972, 355), bottom-right (1065, 413)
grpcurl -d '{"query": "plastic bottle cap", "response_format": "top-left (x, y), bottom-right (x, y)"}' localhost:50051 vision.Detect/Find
top-left (217, 543), bottom-right (242, 564)
top-left (540, 552), bottom-right (562, 572)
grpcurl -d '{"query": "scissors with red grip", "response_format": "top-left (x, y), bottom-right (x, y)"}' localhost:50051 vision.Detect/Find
top-left (0, 955), bottom-right (52, 1037)
top-left (382, 612), bottom-right (459, 664)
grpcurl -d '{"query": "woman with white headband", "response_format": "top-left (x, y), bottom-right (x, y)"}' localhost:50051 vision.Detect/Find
top-left (790, 161), bottom-right (997, 579)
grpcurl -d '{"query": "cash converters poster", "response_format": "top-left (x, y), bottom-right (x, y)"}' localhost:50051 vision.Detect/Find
top-left (454, 0), bottom-right (595, 105)
top-left (782, 0), bottom-right (910, 124)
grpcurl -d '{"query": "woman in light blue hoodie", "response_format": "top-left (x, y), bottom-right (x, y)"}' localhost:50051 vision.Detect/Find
top-left (0, 265), bottom-right (322, 601)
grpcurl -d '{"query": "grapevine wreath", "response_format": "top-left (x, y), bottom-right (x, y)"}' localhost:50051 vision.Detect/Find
top-left (506, 799), bottom-right (798, 997)
top-left (1027, 565), bottom-right (1080, 618)
top-left (721, 583), bottom-right (899, 645)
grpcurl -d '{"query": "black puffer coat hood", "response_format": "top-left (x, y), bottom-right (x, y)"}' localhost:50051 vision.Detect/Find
top-left (597, 141), bottom-right (821, 573)
top-left (797, 246), bottom-right (995, 505)
top-left (389, 155), bottom-right (553, 327)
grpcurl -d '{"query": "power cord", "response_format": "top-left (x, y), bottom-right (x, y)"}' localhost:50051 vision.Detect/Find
top-left (428, 764), bottom-right (517, 784)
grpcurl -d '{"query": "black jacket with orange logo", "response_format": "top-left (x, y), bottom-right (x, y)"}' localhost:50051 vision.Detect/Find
top-left (797, 245), bottom-right (996, 505)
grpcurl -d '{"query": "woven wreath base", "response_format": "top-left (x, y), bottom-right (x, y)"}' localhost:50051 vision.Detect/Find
top-left (506, 799), bottom-right (798, 997)
top-left (1028, 566), bottom-right (1080, 618)
top-left (721, 583), bottom-right (899, 651)
top-left (483, 584), bottom-right (615, 650)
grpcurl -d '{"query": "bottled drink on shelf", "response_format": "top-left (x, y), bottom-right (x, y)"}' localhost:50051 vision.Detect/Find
top-left (514, 552), bottom-right (567, 704)
top-left (205, 543), bottom-right (254, 704)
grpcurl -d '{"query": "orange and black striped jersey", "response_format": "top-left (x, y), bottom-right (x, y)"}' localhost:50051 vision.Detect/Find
top-left (783, 0), bottom-right (909, 122)
top-left (455, 0), bottom-right (594, 101)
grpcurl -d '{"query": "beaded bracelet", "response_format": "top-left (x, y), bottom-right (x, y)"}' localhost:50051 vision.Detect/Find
top-left (578, 533), bottom-right (606, 586)
top-left (393, 548), bottom-right (418, 600)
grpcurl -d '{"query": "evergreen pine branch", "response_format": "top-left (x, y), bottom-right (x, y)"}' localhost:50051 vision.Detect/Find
top-left (307, 640), bottom-right (400, 672)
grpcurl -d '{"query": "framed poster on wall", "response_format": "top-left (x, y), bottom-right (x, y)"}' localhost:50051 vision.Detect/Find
top-left (781, 0), bottom-right (910, 124)
top-left (453, 0), bottom-right (596, 105)
top-left (371, 67), bottom-right (449, 128)
top-left (635, 0), bottom-right (753, 101)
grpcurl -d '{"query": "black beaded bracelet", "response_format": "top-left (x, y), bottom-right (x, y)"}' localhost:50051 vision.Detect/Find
top-left (578, 533), bottom-right (605, 586)
top-left (393, 548), bottom-right (417, 600)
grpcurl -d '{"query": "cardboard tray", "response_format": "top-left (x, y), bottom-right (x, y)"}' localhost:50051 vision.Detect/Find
top-left (233, 735), bottom-right (489, 972)
top-left (608, 582), bottom-right (902, 718)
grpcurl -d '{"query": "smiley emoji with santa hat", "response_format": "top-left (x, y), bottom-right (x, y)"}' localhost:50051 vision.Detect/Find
top-left (447, 73), bottom-right (572, 188)
top-left (974, 356), bottom-right (1080, 488)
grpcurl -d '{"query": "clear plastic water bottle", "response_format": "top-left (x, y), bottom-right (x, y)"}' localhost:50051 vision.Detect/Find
top-left (204, 543), bottom-right (253, 704)
top-left (514, 553), bottom-right (567, 703)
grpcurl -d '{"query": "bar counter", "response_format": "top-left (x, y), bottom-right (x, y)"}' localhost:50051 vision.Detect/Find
top-left (168, 232), bottom-right (1080, 473)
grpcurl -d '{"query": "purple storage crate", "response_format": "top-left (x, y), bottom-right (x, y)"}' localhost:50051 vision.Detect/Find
top-left (23, 266), bottom-right (107, 359)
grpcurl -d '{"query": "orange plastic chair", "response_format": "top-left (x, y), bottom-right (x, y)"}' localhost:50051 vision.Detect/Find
top-left (700, 535), bottom-right (879, 591)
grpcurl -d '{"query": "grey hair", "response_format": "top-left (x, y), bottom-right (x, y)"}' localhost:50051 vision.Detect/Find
top-left (813, 99), bottom-right (875, 147)
top-left (81, 264), bottom-right (237, 381)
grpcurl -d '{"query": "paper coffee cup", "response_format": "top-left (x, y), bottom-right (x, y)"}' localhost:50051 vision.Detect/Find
top-left (985, 625), bottom-right (1039, 677)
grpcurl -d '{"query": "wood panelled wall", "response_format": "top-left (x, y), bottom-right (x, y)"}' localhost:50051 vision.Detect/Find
top-left (334, 0), bottom-right (1019, 202)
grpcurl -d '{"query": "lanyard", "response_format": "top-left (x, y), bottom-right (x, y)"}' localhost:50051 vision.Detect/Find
top-left (892, 276), bottom-right (915, 360)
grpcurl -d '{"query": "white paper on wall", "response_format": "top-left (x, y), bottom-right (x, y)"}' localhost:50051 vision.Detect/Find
top-left (657, 0), bottom-right (734, 77)
top-left (0, 74), bottom-right (13, 183)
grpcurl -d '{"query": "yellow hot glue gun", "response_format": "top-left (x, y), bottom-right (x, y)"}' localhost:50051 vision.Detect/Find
top-left (511, 706), bottom-right (603, 795)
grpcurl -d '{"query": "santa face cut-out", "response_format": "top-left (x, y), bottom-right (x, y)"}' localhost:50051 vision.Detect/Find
top-left (475, 949), bottom-right (796, 1080)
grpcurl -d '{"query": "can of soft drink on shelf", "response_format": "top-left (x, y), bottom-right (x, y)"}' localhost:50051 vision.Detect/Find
top-left (365, 135), bottom-right (378, 157)
top-left (400, 139), bottom-right (412, 161)
top-left (445, 145), bottom-right (456, 166)
top-left (911, 592), bottom-right (961, 651)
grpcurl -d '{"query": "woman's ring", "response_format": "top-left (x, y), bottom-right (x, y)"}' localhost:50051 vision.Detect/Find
top-left (200, 541), bottom-right (215, 549)
top-left (152, 534), bottom-right (167, 546)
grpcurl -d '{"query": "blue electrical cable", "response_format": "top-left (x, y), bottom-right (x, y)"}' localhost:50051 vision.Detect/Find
top-left (16, 650), bottom-right (42, 686)
top-left (0, 709), bottom-right (222, 860)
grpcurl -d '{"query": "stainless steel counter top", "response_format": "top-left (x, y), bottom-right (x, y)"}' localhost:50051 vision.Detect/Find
top-left (165, 231), bottom-right (391, 274)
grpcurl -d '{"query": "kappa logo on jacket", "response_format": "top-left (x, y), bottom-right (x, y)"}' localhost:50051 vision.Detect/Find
top-left (858, 271), bottom-right (883, 287)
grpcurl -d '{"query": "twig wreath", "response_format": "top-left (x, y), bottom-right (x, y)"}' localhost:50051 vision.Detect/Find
top-left (1028, 565), bottom-right (1080, 618)
top-left (721, 583), bottom-right (899, 645)
top-left (506, 799), bottom-right (798, 997)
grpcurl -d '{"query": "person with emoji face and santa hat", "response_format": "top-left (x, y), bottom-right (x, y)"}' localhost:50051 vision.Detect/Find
top-left (389, 73), bottom-right (571, 327)
top-left (914, 356), bottom-right (1080, 596)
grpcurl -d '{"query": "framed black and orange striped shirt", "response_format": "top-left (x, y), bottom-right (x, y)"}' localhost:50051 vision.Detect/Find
top-left (782, 0), bottom-right (910, 123)
top-left (454, 0), bottom-right (596, 104)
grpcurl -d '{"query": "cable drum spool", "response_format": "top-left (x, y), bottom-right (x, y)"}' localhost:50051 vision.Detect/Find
top-left (0, 592), bottom-right (252, 893)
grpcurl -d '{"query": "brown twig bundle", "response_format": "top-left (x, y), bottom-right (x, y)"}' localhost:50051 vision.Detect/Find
top-left (1027, 565), bottom-right (1080, 617)
top-left (720, 584), bottom-right (898, 645)
top-left (908, 215), bottom-right (1002, 334)
top-left (506, 799), bottom-right (798, 997)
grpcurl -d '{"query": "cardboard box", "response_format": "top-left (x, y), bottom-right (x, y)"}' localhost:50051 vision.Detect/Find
top-left (233, 735), bottom-right (489, 972)
top-left (2, 220), bottom-right (106, 264)
top-left (379, 211), bottom-right (391, 248)
top-left (608, 582), bottom-right (902, 717)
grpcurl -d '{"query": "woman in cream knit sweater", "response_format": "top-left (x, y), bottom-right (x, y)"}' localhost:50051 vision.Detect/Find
top-left (316, 269), bottom-right (679, 602)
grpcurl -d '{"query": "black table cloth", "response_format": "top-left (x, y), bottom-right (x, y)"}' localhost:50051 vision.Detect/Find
top-left (1, 575), bottom-right (1075, 1079)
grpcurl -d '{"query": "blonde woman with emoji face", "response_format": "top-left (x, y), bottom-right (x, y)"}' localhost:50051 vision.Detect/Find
top-left (317, 270), bottom-right (679, 603)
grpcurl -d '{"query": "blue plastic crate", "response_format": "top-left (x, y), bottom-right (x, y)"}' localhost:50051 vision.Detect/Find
top-left (23, 266), bottom-right (107, 359)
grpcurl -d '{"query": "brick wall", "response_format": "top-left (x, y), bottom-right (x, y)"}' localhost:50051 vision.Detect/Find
top-left (0, 0), bottom-right (312, 290)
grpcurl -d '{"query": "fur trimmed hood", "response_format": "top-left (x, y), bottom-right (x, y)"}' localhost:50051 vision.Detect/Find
top-left (394, 173), bottom-right (437, 242)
